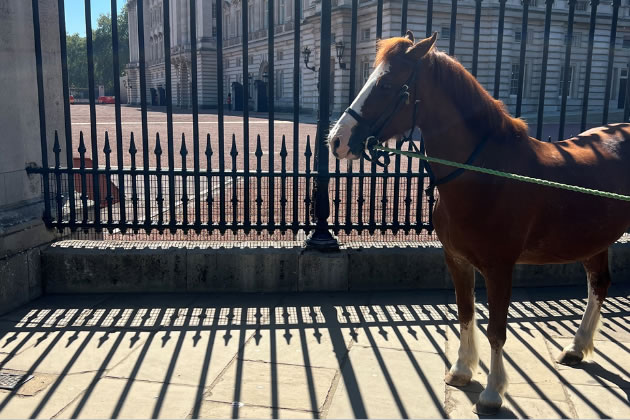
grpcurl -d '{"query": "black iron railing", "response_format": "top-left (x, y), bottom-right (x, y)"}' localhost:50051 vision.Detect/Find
top-left (26, 0), bottom-right (630, 245)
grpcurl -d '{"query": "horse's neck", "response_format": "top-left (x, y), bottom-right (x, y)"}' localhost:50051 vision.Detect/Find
top-left (419, 88), bottom-right (482, 182)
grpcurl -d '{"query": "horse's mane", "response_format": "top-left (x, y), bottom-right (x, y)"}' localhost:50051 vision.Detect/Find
top-left (427, 51), bottom-right (528, 140)
top-left (375, 38), bottom-right (528, 141)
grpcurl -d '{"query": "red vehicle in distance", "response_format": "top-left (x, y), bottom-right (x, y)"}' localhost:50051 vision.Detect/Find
top-left (97, 96), bottom-right (116, 104)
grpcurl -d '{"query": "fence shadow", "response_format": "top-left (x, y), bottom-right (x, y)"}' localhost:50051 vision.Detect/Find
top-left (0, 285), bottom-right (628, 418)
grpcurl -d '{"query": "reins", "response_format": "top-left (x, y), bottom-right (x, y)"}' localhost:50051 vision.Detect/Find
top-left (375, 144), bottom-right (630, 202)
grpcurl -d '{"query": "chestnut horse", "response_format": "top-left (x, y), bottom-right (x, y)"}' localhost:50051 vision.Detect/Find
top-left (328, 31), bottom-right (630, 414)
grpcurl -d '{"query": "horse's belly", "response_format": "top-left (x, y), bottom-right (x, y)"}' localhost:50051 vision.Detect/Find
top-left (518, 213), bottom-right (629, 264)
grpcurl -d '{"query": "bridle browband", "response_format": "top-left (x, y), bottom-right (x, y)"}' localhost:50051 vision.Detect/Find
top-left (341, 56), bottom-right (489, 188)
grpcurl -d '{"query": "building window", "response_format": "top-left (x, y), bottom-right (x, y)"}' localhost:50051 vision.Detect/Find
top-left (515, 31), bottom-right (534, 44)
top-left (564, 32), bottom-right (582, 48)
top-left (248, 55), bottom-right (254, 65)
top-left (236, 57), bottom-right (241, 67)
top-left (576, 1), bottom-right (588, 11)
top-left (361, 61), bottom-right (371, 86)
top-left (278, 0), bottom-right (286, 24)
top-left (510, 64), bottom-right (520, 96)
top-left (442, 25), bottom-right (451, 41)
top-left (361, 28), bottom-right (370, 41)
top-left (275, 69), bottom-right (284, 98)
top-left (249, 5), bottom-right (254, 31)
top-left (515, 31), bottom-right (522, 42)
top-left (623, 37), bottom-right (630, 48)
top-left (277, 50), bottom-right (284, 61)
top-left (559, 65), bottom-right (575, 97)
top-left (264, 0), bottom-right (269, 29)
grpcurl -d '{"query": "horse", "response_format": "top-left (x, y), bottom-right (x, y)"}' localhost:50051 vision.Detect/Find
top-left (328, 31), bottom-right (630, 415)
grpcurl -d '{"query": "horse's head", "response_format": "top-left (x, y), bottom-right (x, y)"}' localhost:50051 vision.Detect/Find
top-left (329, 31), bottom-right (437, 160)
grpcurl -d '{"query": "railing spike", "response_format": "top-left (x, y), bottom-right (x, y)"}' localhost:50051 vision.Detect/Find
top-left (230, 133), bottom-right (238, 157)
top-left (304, 134), bottom-right (312, 158)
top-left (280, 134), bottom-right (287, 158)
top-left (180, 133), bottom-right (188, 156)
top-left (205, 133), bottom-right (213, 157)
top-left (129, 132), bottom-right (137, 154)
top-left (78, 131), bottom-right (86, 153)
top-left (53, 130), bottom-right (61, 154)
top-left (155, 133), bottom-right (162, 155)
top-left (255, 134), bottom-right (263, 157)
top-left (103, 131), bottom-right (111, 154)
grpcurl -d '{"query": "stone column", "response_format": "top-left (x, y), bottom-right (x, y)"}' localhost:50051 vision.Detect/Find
top-left (0, 0), bottom-right (65, 314)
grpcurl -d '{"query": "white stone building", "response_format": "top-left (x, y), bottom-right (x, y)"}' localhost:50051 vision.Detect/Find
top-left (127, 0), bottom-right (630, 119)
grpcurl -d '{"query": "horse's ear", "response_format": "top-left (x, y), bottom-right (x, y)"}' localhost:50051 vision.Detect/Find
top-left (406, 32), bottom-right (437, 61)
top-left (405, 30), bottom-right (414, 43)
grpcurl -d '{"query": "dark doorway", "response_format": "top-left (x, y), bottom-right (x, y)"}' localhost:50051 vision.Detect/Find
top-left (150, 88), bottom-right (158, 106)
top-left (232, 82), bottom-right (244, 111)
top-left (158, 87), bottom-right (166, 106)
top-left (255, 80), bottom-right (268, 112)
top-left (619, 77), bottom-right (627, 110)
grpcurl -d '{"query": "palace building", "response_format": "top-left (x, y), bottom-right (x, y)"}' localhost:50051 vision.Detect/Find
top-left (127, 0), bottom-right (630, 119)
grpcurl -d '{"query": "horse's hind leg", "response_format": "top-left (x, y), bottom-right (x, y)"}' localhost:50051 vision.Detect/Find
top-left (444, 251), bottom-right (479, 387)
top-left (475, 265), bottom-right (513, 416)
top-left (558, 249), bottom-right (611, 365)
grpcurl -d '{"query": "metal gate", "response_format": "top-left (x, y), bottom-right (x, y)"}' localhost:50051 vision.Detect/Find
top-left (26, 0), bottom-right (630, 246)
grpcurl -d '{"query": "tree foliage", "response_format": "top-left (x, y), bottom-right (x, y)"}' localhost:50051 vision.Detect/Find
top-left (67, 5), bottom-right (129, 95)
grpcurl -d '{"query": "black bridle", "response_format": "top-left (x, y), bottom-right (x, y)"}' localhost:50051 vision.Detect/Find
top-left (341, 58), bottom-right (489, 189)
top-left (342, 57), bottom-right (421, 168)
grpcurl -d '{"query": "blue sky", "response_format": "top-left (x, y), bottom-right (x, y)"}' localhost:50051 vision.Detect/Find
top-left (64, 0), bottom-right (127, 36)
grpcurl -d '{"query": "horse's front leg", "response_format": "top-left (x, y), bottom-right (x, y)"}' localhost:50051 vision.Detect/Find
top-left (444, 250), bottom-right (479, 387)
top-left (474, 265), bottom-right (513, 416)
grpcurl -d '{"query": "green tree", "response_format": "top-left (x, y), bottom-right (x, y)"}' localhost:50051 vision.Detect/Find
top-left (66, 33), bottom-right (87, 90)
top-left (66, 4), bottom-right (129, 96)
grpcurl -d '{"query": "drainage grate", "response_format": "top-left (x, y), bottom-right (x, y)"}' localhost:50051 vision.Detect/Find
top-left (0, 371), bottom-right (33, 390)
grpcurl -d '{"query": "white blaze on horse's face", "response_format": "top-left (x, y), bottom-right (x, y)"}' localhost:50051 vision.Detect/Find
top-left (328, 62), bottom-right (391, 160)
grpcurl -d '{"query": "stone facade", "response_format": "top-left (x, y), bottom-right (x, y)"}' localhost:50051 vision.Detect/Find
top-left (126, 0), bottom-right (218, 108)
top-left (0, 0), bottom-right (66, 314)
top-left (127, 0), bottom-right (630, 118)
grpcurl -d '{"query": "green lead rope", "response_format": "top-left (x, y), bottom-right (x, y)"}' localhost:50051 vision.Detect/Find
top-left (374, 145), bottom-right (630, 202)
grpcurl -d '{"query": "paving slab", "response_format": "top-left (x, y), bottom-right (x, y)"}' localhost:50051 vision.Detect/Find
top-left (446, 386), bottom-right (576, 419)
top-left (326, 345), bottom-right (447, 418)
top-left (2, 329), bottom-right (150, 375)
top-left (566, 384), bottom-right (630, 419)
top-left (108, 329), bottom-right (250, 387)
top-left (206, 359), bottom-right (337, 413)
top-left (242, 326), bottom-right (355, 370)
top-left (57, 377), bottom-right (199, 419)
top-left (197, 400), bottom-right (316, 418)
top-left (0, 372), bottom-right (95, 419)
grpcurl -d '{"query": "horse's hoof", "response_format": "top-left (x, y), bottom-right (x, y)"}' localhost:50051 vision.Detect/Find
top-left (474, 389), bottom-right (503, 416)
top-left (472, 401), bottom-right (501, 416)
top-left (557, 350), bottom-right (583, 366)
top-left (445, 371), bottom-right (472, 387)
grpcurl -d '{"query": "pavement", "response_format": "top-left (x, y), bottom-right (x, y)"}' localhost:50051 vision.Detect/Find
top-left (1, 284), bottom-right (630, 418)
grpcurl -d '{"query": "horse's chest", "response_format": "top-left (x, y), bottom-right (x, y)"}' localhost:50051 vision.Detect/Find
top-left (433, 196), bottom-right (526, 264)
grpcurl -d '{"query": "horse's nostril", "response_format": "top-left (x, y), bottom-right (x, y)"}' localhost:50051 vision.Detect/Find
top-left (333, 138), bottom-right (341, 150)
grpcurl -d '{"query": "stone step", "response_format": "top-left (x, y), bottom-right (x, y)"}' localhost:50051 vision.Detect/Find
top-left (41, 239), bottom-right (630, 293)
